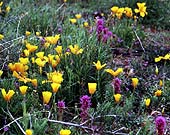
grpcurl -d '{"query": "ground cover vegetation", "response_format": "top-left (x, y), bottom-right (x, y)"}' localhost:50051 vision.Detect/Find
top-left (0, 0), bottom-right (170, 134)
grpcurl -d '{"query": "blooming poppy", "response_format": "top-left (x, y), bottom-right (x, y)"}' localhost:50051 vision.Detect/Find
top-left (1, 89), bottom-right (15, 102)
top-left (93, 60), bottom-right (106, 70)
top-left (155, 90), bottom-right (162, 97)
top-left (114, 94), bottom-right (121, 103)
top-left (75, 14), bottom-right (82, 19)
top-left (134, 2), bottom-right (148, 17)
top-left (19, 86), bottom-right (28, 95)
top-left (131, 78), bottom-right (139, 89)
top-left (25, 129), bottom-right (33, 135)
top-left (42, 91), bottom-right (52, 104)
top-left (88, 83), bottom-right (97, 95)
top-left (25, 31), bottom-right (31, 36)
top-left (59, 129), bottom-right (71, 135)
top-left (105, 68), bottom-right (123, 77)
top-left (144, 98), bottom-right (151, 107)
top-left (51, 83), bottom-right (61, 93)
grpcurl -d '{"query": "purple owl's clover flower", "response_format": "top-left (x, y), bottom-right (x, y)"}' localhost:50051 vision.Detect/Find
top-left (111, 78), bottom-right (121, 94)
top-left (80, 95), bottom-right (91, 122)
top-left (58, 100), bottom-right (65, 113)
top-left (102, 34), bottom-right (109, 43)
top-left (97, 19), bottom-right (104, 26)
top-left (155, 116), bottom-right (166, 135)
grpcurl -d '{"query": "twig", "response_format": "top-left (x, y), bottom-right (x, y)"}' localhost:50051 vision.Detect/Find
top-left (16, 17), bottom-right (22, 38)
top-left (56, 3), bottom-right (65, 12)
top-left (104, 126), bottom-right (129, 135)
top-left (48, 119), bottom-right (93, 131)
top-left (0, 117), bottom-right (23, 131)
top-left (7, 107), bottom-right (25, 134)
top-left (133, 29), bottom-right (145, 52)
top-left (112, 127), bottom-right (128, 134)
top-left (80, 114), bottom-right (117, 126)
top-left (0, 36), bottom-right (24, 46)
top-left (136, 127), bottom-right (141, 135)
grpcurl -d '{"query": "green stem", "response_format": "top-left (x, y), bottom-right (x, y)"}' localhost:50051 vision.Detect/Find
top-left (53, 93), bottom-right (57, 118)
top-left (97, 70), bottom-right (100, 95)
top-left (23, 95), bottom-right (26, 116)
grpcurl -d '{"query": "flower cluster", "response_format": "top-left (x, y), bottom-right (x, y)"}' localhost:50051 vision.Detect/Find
top-left (96, 19), bottom-right (113, 43)
top-left (111, 2), bottom-right (147, 19)
top-left (155, 116), bottom-right (166, 135)
top-left (80, 95), bottom-right (91, 121)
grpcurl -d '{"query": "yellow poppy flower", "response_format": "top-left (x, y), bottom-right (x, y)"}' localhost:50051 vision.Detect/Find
top-left (55, 55), bottom-right (60, 63)
top-left (1, 89), bottom-right (15, 102)
top-left (154, 90), bottom-right (162, 97)
top-left (24, 49), bottom-right (30, 57)
top-left (116, 8), bottom-right (124, 19)
top-left (6, 6), bottom-right (10, 12)
top-left (69, 18), bottom-right (77, 24)
top-left (52, 74), bottom-right (63, 84)
top-left (25, 31), bottom-right (31, 36)
top-left (55, 46), bottom-right (62, 54)
top-left (0, 34), bottom-right (4, 40)
top-left (114, 94), bottom-right (121, 103)
top-left (93, 60), bottom-right (106, 70)
top-left (19, 77), bottom-right (31, 84)
top-left (31, 79), bottom-right (38, 87)
top-left (8, 62), bottom-right (27, 75)
top-left (25, 129), bottom-right (33, 135)
top-left (144, 98), bottom-right (151, 107)
top-left (45, 34), bottom-right (60, 45)
top-left (19, 86), bottom-right (28, 95)
top-left (134, 2), bottom-right (148, 17)
top-left (0, 70), bottom-right (3, 77)
top-left (124, 7), bottom-right (133, 18)
top-left (111, 6), bottom-right (119, 14)
top-left (51, 59), bottom-right (59, 68)
top-left (42, 91), bottom-right (52, 104)
top-left (36, 32), bottom-right (40, 36)
top-left (59, 129), bottom-right (71, 135)
top-left (83, 22), bottom-right (89, 27)
top-left (75, 14), bottom-right (82, 19)
top-left (69, 44), bottom-right (83, 55)
top-left (88, 83), bottom-right (97, 95)
top-left (36, 52), bottom-right (44, 60)
top-left (43, 42), bottom-right (50, 48)
top-left (51, 83), bottom-right (61, 93)
top-left (105, 68), bottom-right (123, 77)
top-left (131, 78), bottom-right (139, 88)
top-left (35, 58), bottom-right (46, 67)
top-left (26, 43), bottom-right (38, 53)
top-left (48, 54), bottom-right (55, 63)
top-left (19, 57), bottom-right (29, 65)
